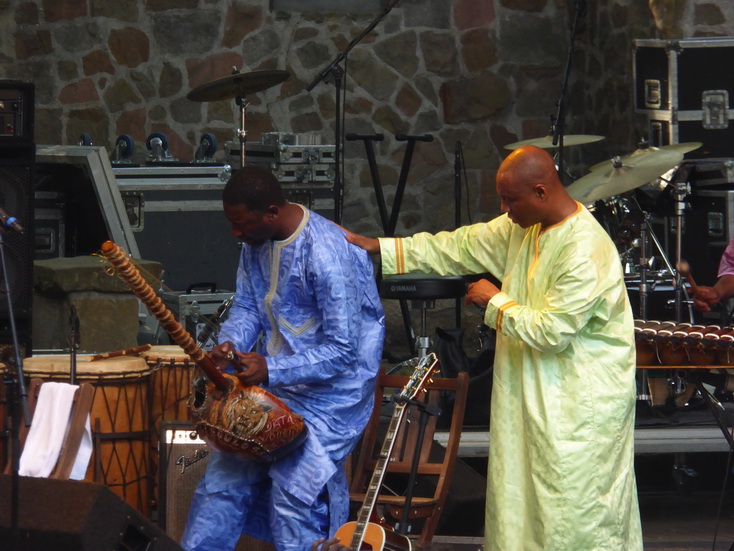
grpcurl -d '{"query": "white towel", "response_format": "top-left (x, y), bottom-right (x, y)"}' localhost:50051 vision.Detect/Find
top-left (19, 382), bottom-right (93, 479)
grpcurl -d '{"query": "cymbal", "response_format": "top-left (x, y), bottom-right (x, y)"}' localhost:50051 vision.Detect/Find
top-left (504, 134), bottom-right (605, 150)
top-left (187, 70), bottom-right (290, 102)
top-left (588, 142), bottom-right (702, 172)
top-left (567, 147), bottom-right (685, 204)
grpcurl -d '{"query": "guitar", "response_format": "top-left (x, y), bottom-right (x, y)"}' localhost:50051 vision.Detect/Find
top-left (334, 353), bottom-right (439, 551)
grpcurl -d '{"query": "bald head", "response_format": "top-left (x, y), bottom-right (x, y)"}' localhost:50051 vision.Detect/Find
top-left (496, 145), bottom-right (576, 228)
top-left (498, 145), bottom-right (563, 191)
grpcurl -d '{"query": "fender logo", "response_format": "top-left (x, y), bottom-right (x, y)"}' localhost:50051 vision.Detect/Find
top-left (176, 448), bottom-right (209, 474)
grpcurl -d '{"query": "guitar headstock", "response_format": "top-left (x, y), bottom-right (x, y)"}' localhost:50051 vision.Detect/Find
top-left (398, 352), bottom-right (439, 400)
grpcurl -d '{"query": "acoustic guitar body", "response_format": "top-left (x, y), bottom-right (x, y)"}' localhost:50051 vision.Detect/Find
top-left (334, 521), bottom-right (412, 551)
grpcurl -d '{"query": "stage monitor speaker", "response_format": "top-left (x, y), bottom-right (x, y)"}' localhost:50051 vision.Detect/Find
top-left (159, 422), bottom-right (274, 551)
top-left (0, 474), bottom-right (183, 550)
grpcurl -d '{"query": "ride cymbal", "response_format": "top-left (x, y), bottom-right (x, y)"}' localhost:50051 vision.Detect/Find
top-left (504, 134), bottom-right (605, 150)
top-left (187, 69), bottom-right (290, 102)
top-left (589, 142), bottom-right (702, 172)
top-left (567, 147), bottom-right (685, 204)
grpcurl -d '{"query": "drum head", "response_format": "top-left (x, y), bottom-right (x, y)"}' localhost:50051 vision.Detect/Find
top-left (141, 345), bottom-right (192, 365)
top-left (23, 355), bottom-right (150, 379)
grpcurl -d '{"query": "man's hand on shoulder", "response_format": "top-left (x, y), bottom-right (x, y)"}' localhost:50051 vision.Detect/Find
top-left (342, 228), bottom-right (381, 255)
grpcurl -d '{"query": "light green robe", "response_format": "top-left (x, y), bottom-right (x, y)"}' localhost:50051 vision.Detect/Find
top-left (380, 204), bottom-right (642, 551)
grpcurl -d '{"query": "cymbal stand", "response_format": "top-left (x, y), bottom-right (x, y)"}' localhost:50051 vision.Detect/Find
top-left (638, 213), bottom-right (650, 320)
top-left (0, 229), bottom-right (31, 551)
top-left (236, 95), bottom-right (250, 167)
top-left (673, 179), bottom-right (692, 322)
top-left (630, 194), bottom-right (693, 322)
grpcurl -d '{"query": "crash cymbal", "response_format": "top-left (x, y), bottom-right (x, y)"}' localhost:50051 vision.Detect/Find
top-left (504, 134), bottom-right (605, 150)
top-left (567, 147), bottom-right (684, 204)
top-left (589, 142), bottom-right (702, 171)
top-left (187, 69), bottom-right (290, 102)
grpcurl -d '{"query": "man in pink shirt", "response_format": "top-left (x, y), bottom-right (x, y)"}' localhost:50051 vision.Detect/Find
top-left (693, 237), bottom-right (734, 312)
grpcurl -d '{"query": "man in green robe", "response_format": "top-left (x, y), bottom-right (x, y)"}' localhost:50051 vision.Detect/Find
top-left (347, 145), bottom-right (643, 550)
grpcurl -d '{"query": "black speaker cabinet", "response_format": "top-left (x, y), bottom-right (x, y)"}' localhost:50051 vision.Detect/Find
top-left (0, 149), bottom-right (34, 352)
top-left (0, 475), bottom-right (183, 551)
top-left (158, 422), bottom-right (273, 551)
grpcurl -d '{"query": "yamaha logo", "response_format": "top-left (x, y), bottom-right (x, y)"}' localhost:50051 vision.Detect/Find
top-left (389, 285), bottom-right (417, 292)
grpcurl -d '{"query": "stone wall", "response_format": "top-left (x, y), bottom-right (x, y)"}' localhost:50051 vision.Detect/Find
top-left (2, 1), bottom-right (734, 236)
top-left (4, 0), bottom-right (733, 356)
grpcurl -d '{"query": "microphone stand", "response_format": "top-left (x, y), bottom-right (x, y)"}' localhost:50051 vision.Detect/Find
top-left (454, 141), bottom-right (462, 328)
top-left (0, 227), bottom-right (32, 551)
top-left (306, 0), bottom-right (401, 224)
top-left (69, 305), bottom-right (80, 385)
top-left (551, 0), bottom-right (586, 181)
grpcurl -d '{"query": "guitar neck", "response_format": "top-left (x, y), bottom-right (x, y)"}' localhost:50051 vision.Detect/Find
top-left (349, 401), bottom-right (409, 550)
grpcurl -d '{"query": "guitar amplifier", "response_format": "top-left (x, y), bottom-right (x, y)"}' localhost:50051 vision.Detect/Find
top-left (158, 422), bottom-right (274, 551)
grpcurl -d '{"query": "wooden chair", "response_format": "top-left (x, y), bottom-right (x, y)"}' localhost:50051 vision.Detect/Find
top-left (4, 377), bottom-right (95, 480)
top-left (349, 370), bottom-right (470, 546)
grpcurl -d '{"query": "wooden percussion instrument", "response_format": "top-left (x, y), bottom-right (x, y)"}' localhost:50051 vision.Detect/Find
top-left (634, 319), bottom-right (734, 367)
top-left (23, 354), bottom-right (152, 514)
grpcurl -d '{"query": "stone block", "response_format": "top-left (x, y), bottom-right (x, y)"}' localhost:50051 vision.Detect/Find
top-left (33, 291), bottom-right (139, 353)
top-left (32, 255), bottom-right (164, 353)
top-left (34, 256), bottom-right (163, 294)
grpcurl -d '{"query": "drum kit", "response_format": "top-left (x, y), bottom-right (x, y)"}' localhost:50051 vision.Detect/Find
top-left (504, 133), bottom-right (704, 322)
top-left (504, 134), bottom-right (719, 407)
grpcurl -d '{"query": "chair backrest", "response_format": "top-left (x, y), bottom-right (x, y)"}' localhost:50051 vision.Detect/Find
top-left (4, 377), bottom-right (94, 479)
top-left (349, 369), bottom-right (470, 545)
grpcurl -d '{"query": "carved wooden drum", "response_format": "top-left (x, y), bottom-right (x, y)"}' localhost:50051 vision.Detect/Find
top-left (22, 355), bottom-right (152, 515)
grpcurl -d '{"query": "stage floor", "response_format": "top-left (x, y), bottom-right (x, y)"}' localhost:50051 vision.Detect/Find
top-left (423, 489), bottom-right (734, 550)
top-left (428, 403), bottom-right (734, 550)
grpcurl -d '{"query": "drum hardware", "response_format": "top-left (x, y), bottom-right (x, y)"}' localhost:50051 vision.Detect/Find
top-left (187, 68), bottom-right (290, 169)
top-left (671, 175), bottom-right (694, 322)
top-left (379, 276), bottom-right (467, 360)
top-left (639, 212), bottom-right (651, 319)
top-left (598, 193), bottom-right (679, 319)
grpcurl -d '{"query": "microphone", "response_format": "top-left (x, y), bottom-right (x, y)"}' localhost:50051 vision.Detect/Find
top-left (0, 206), bottom-right (24, 233)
